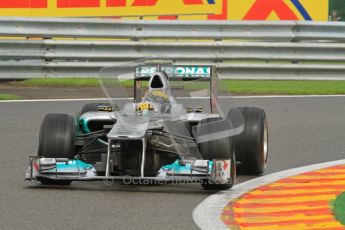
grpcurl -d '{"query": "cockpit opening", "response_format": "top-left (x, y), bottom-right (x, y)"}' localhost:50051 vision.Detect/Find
top-left (150, 75), bottom-right (164, 88)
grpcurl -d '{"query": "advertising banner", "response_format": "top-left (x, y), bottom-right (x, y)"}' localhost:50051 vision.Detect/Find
top-left (228, 0), bottom-right (328, 21)
top-left (0, 0), bottom-right (222, 17)
top-left (0, 0), bottom-right (328, 21)
top-left (177, 0), bottom-right (329, 21)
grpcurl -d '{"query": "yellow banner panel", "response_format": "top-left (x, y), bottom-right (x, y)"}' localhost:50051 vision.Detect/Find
top-left (228, 0), bottom-right (328, 21)
top-left (0, 0), bottom-right (222, 17)
top-left (180, 0), bottom-right (329, 21)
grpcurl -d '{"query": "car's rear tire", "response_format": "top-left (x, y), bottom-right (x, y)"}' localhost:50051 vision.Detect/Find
top-left (234, 107), bottom-right (268, 175)
top-left (38, 113), bottom-right (75, 185)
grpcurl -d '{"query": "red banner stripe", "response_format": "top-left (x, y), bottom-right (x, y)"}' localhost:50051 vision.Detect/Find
top-left (0, 0), bottom-right (47, 8)
top-left (132, 0), bottom-right (205, 6)
top-left (57, 0), bottom-right (100, 8)
top-left (243, 0), bottom-right (298, 20)
top-left (183, 0), bottom-right (203, 4)
top-left (106, 0), bottom-right (125, 7)
top-left (131, 0), bottom-right (157, 6)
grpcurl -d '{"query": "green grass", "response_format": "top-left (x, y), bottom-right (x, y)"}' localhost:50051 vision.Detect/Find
top-left (10, 78), bottom-right (345, 95)
top-left (15, 78), bottom-right (101, 87)
top-left (222, 80), bottom-right (345, 95)
top-left (332, 192), bottom-right (345, 225)
top-left (14, 78), bottom-right (136, 88)
top-left (0, 93), bottom-right (21, 100)
top-left (179, 80), bottom-right (345, 95)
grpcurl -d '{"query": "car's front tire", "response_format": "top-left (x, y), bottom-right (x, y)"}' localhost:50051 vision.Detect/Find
top-left (197, 117), bottom-right (237, 190)
top-left (38, 113), bottom-right (76, 185)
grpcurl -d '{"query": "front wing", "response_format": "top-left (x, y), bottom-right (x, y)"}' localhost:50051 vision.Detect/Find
top-left (25, 157), bottom-right (232, 184)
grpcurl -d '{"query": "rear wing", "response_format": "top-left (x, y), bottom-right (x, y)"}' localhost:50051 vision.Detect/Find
top-left (134, 64), bottom-right (219, 113)
top-left (135, 65), bottom-right (216, 80)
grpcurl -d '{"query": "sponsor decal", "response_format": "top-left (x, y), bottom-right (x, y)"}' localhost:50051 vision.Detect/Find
top-left (211, 159), bottom-right (231, 184)
top-left (174, 67), bottom-right (211, 78)
top-left (33, 160), bottom-right (40, 171)
top-left (223, 160), bottom-right (228, 170)
top-left (215, 0), bottom-right (328, 21)
top-left (0, 0), bottom-right (221, 17)
top-left (163, 0), bottom-right (329, 21)
top-left (97, 105), bottom-right (113, 112)
top-left (136, 66), bottom-right (211, 78)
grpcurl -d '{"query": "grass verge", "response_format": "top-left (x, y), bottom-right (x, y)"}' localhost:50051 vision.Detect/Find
top-left (332, 192), bottom-right (345, 225)
top-left (14, 78), bottom-right (101, 87)
top-left (10, 78), bottom-right (345, 95)
top-left (0, 93), bottom-right (21, 100)
top-left (222, 80), bottom-right (345, 95)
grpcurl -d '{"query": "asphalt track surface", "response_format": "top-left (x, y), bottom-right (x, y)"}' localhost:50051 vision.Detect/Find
top-left (1, 97), bottom-right (345, 230)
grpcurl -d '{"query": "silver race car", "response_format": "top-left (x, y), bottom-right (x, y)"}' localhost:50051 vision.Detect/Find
top-left (25, 61), bottom-right (268, 190)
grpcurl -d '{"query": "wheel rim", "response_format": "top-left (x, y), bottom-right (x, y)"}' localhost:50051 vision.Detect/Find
top-left (263, 120), bottom-right (268, 167)
top-left (232, 153), bottom-right (237, 185)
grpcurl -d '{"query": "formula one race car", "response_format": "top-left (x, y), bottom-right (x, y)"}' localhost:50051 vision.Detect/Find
top-left (25, 61), bottom-right (268, 190)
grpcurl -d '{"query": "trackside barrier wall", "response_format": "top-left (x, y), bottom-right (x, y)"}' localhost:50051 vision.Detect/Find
top-left (0, 18), bottom-right (344, 80)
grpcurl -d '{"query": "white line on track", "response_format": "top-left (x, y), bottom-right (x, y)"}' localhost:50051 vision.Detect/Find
top-left (2, 95), bottom-right (345, 103)
top-left (229, 95), bottom-right (345, 99)
top-left (193, 159), bottom-right (345, 230)
top-left (0, 98), bottom-right (110, 103)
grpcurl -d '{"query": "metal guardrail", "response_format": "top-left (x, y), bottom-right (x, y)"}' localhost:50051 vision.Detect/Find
top-left (1, 61), bottom-right (344, 80)
top-left (1, 17), bottom-right (345, 42)
top-left (0, 17), bottom-right (296, 41)
top-left (2, 40), bottom-right (345, 62)
top-left (0, 18), bottom-right (344, 80)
